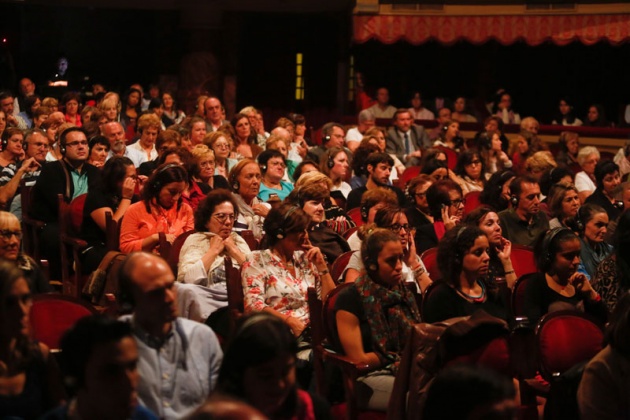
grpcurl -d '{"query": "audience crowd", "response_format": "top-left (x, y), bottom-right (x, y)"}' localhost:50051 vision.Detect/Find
top-left (1, 80), bottom-right (630, 419)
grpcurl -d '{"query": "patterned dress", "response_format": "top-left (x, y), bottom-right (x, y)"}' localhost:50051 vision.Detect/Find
top-left (241, 249), bottom-right (321, 324)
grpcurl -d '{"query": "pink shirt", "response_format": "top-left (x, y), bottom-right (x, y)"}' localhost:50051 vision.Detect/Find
top-left (119, 200), bottom-right (194, 253)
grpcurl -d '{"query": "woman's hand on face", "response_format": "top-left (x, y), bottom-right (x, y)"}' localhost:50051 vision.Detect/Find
top-left (405, 231), bottom-right (418, 266)
top-left (121, 177), bottom-right (136, 199)
top-left (496, 237), bottom-right (512, 261)
top-left (252, 204), bottom-right (269, 218)
top-left (286, 316), bottom-right (306, 337)
top-left (569, 272), bottom-right (592, 293)
top-left (303, 245), bottom-right (327, 271)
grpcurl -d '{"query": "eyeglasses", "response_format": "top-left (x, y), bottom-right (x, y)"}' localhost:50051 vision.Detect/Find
top-left (448, 199), bottom-right (466, 206)
top-left (212, 213), bottom-right (236, 223)
top-left (466, 160), bottom-right (482, 166)
top-left (214, 143), bottom-right (230, 149)
top-left (414, 192), bottom-right (427, 198)
top-left (65, 140), bottom-right (88, 148)
top-left (30, 142), bottom-right (49, 149)
top-left (387, 224), bottom-right (410, 233)
top-left (269, 161), bottom-right (287, 168)
top-left (200, 161), bottom-right (215, 167)
top-left (0, 230), bottom-right (22, 241)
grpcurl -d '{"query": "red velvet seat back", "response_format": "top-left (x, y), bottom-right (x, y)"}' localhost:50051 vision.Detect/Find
top-left (446, 336), bottom-right (512, 376)
top-left (420, 247), bottom-right (441, 281)
top-left (512, 273), bottom-right (536, 318)
top-left (463, 191), bottom-right (481, 217)
top-left (346, 208), bottom-right (364, 227)
top-left (331, 251), bottom-right (355, 283)
top-left (30, 295), bottom-right (95, 350)
top-left (397, 166), bottom-right (422, 190)
top-left (537, 311), bottom-right (604, 379)
top-left (323, 283), bottom-right (352, 353)
top-left (511, 245), bottom-right (537, 278)
top-left (69, 194), bottom-right (87, 234)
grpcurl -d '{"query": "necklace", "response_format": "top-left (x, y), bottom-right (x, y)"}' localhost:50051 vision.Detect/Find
top-left (456, 280), bottom-right (486, 303)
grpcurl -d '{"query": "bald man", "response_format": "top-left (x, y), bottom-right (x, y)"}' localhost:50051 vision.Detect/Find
top-left (119, 253), bottom-right (223, 420)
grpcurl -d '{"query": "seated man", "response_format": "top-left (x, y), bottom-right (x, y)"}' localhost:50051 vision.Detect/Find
top-left (102, 121), bottom-right (145, 167)
top-left (307, 122), bottom-right (348, 164)
top-left (43, 315), bottom-right (158, 419)
top-left (498, 175), bottom-right (549, 247)
top-left (30, 127), bottom-right (101, 277)
top-left (386, 108), bottom-right (430, 168)
top-left (346, 152), bottom-right (406, 210)
top-left (118, 252), bottom-right (223, 420)
top-left (345, 109), bottom-right (375, 153)
top-left (365, 87), bottom-right (397, 119)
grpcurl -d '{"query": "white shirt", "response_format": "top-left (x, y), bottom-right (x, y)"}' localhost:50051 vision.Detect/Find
top-left (107, 147), bottom-right (146, 168)
top-left (129, 140), bottom-right (158, 162)
top-left (575, 171), bottom-right (596, 193)
top-left (408, 107), bottom-right (435, 120)
top-left (345, 127), bottom-right (363, 145)
top-left (332, 181), bottom-right (352, 199)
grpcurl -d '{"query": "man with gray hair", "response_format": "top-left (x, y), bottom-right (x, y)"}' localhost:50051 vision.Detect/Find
top-left (102, 121), bottom-right (145, 167)
top-left (345, 109), bottom-right (375, 153)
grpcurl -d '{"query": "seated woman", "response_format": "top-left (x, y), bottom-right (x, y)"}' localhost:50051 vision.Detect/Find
top-left (86, 135), bottom-right (110, 169)
top-left (344, 207), bottom-right (432, 293)
top-left (286, 183), bottom-right (350, 264)
top-left (266, 134), bottom-right (297, 181)
top-left (183, 145), bottom-right (230, 210)
top-left (119, 163), bottom-right (194, 253)
top-left (177, 190), bottom-right (250, 322)
top-left (539, 166), bottom-right (573, 207)
top-left (463, 206), bottom-right (517, 289)
top-left (477, 131), bottom-right (512, 176)
top-left (294, 171), bottom-right (355, 235)
top-left (593, 211), bottom-right (630, 312)
top-left (475, 116), bottom-right (510, 154)
top-left (229, 159), bottom-right (270, 239)
top-left (556, 131), bottom-right (580, 168)
top-left (0, 212), bottom-right (49, 293)
top-left (334, 228), bottom-right (422, 411)
top-left (433, 120), bottom-right (465, 153)
top-left (215, 312), bottom-right (319, 419)
top-left (585, 160), bottom-right (622, 222)
top-left (567, 203), bottom-right (613, 281)
top-left (231, 113), bottom-right (263, 159)
top-left (523, 227), bottom-right (607, 325)
top-left (80, 156), bottom-right (137, 274)
top-left (415, 179), bottom-right (464, 254)
top-left (257, 150), bottom-right (294, 202)
top-left (547, 182), bottom-right (580, 229)
top-left (241, 203), bottom-right (335, 339)
top-left (574, 146), bottom-right (600, 203)
top-left (0, 262), bottom-right (64, 418)
top-left (319, 147), bottom-right (351, 200)
top-left (479, 170), bottom-right (515, 213)
top-left (510, 130), bottom-right (545, 175)
top-left (451, 149), bottom-right (487, 195)
top-left (552, 97), bottom-right (583, 126)
top-left (204, 131), bottom-right (238, 180)
top-left (524, 151), bottom-right (557, 183)
top-left (578, 292), bottom-right (630, 419)
top-left (421, 159), bottom-right (449, 183)
top-left (292, 160), bottom-right (320, 184)
top-left (423, 226), bottom-right (509, 323)
top-left (583, 104), bottom-right (611, 128)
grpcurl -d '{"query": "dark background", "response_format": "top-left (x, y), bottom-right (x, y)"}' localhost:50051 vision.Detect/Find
top-left (1, 3), bottom-right (628, 125)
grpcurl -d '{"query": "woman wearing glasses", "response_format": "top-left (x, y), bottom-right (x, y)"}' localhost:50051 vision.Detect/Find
top-left (205, 131), bottom-right (238, 180)
top-left (344, 206), bottom-right (432, 293)
top-left (0, 211), bottom-right (49, 293)
top-left (182, 145), bottom-right (230, 210)
top-left (451, 150), bottom-right (487, 195)
top-left (257, 150), bottom-right (294, 201)
top-left (178, 190), bottom-right (250, 322)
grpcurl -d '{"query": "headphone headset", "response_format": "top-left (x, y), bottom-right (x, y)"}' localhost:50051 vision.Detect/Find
top-left (442, 123), bottom-right (449, 132)
top-left (510, 195), bottom-right (519, 207)
top-left (575, 207), bottom-right (584, 232)
top-left (541, 227), bottom-right (570, 271)
top-left (1, 136), bottom-right (7, 150)
top-left (360, 204), bottom-right (369, 222)
top-left (327, 152), bottom-right (335, 169)
top-left (276, 206), bottom-right (299, 239)
top-left (454, 226), bottom-right (468, 264)
top-left (259, 163), bottom-right (267, 173)
top-left (322, 133), bottom-right (331, 144)
top-left (152, 163), bottom-right (181, 193)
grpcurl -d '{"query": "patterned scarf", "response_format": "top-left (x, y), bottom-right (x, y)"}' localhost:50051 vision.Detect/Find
top-left (353, 274), bottom-right (421, 373)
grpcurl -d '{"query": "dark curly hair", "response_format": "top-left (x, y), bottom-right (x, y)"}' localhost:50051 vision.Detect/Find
top-left (263, 203), bottom-right (311, 247)
top-left (194, 189), bottom-right (240, 232)
top-left (437, 225), bottom-right (485, 288)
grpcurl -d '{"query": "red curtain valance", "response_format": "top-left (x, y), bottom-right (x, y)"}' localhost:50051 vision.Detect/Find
top-left (353, 14), bottom-right (630, 46)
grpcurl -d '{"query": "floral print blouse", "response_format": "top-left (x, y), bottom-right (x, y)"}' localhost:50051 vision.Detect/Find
top-left (241, 249), bottom-right (322, 323)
